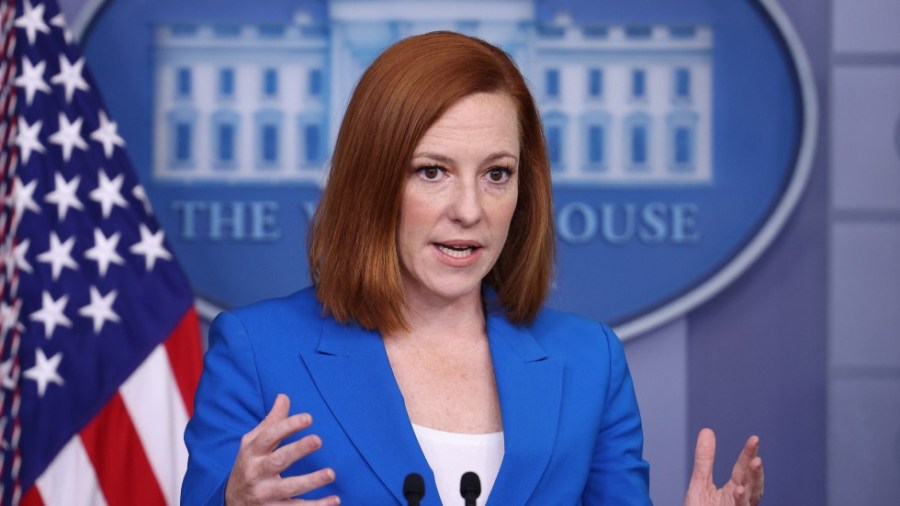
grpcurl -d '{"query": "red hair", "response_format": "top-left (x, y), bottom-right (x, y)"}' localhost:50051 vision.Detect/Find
top-left (308, 31), bottom-right (554, 332)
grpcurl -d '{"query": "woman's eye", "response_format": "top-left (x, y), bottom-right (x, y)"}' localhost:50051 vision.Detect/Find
top-left (417, 166), bottom-right (443, 180)
top-left (487, 167), bottom-right (510, 182)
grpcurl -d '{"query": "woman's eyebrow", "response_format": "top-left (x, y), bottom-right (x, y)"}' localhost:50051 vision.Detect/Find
top-left (412, 151), bottom-right (519, 163)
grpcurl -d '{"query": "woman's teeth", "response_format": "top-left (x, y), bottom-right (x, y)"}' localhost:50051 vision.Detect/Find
top-left (437, 244), bottom-right (475, 258)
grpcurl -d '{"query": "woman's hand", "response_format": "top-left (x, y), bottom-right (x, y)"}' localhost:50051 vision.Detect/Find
top-left (225, 394), bottom-right (340, 505)
top-left (683, 428), bottom-right (764, 506)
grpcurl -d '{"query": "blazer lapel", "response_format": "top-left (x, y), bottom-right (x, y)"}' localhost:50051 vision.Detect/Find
top-left (485, 313), bottom-right (564, 506)
top-left (300, 317), bottom-right (437, 505)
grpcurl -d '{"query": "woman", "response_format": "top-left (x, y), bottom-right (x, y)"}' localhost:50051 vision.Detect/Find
top-left (182, 32), bottom-right (763, 505)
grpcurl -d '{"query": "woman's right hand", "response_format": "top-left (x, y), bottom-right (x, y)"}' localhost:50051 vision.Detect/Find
top-left (225, 394), bottom-right (340, 505)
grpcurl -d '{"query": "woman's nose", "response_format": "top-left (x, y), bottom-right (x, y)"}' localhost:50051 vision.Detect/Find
top-left (447, 179), bottom-right (483, 227)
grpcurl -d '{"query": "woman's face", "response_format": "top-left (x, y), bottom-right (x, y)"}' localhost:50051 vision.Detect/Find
top-left (397, 92), bottom-right (520, 308)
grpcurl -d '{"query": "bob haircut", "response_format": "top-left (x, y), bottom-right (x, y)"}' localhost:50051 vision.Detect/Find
top-left (308, 31), bottom-right (554, 332)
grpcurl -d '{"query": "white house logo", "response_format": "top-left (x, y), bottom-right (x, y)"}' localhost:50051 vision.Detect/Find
top-left (79, 0), bottom-right (816, 338)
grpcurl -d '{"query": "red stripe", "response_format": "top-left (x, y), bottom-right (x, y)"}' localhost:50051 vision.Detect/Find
top-left (0, 82), bottom-right (14, 125)
top-left (20, 486), bottom-right (44, 506)
top-left (1, 39), bottom-right (14, 80)
top-left (80, 393), bottom-right (166, 506)
top-left (0, 86), bottom-right (15, 128)
top-left (1, 10), bottom-right (14, 54)
top-left (164, 307), bottom-right (202, 416)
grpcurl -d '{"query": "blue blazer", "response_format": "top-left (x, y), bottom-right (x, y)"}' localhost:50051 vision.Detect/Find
top-left (182, 288), bottom-right (650, 505)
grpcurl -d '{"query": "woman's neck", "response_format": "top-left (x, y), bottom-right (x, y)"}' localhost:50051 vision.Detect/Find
top-left (387, 290), bottom-right (487, 346)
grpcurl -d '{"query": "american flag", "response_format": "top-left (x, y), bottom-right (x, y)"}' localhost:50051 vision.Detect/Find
top-left (0, 0), bottom-right (202, 504)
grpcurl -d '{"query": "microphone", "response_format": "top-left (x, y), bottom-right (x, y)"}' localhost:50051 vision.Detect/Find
top-left (403, 472), bottom-right (425, 506)
top-left (460, 471), bottom-right (481, 506)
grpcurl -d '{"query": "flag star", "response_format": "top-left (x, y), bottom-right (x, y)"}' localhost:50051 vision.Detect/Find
top-left (84, 229), bottom-right (124, 277)
top-left (14, 58), bottom-right (51, 106)
top-left (29, 291), bottom-right (72, 339)
top-left (13, 0), bottom-right (50, 45)
top-left (130, 224), bottom-right (172, 271)
top-left (48, 113), bottom-right (89, 162)
top-left (90, 111), bottom-right (125, 159)
top-left (0, 357), bottom-right (16, 390)
top-left (44, 173), bottom-right (84, 220)
top-left (79, 286), bottom-right (121, 334)
top-left (50, 55), bottom-right (90, 103)
top-left (10, 239), bottom-right (33, 277)
top-left (23, 349), bottom-right (64, 398)
top-left (133, 185), bottom-right (153, 215)
top-left (11, 177), bottom-right (41, 222)
top-left (89, 170), bottom-right (128, 218)
top-left (50, 12), bottom-right (74, 44)
top-left (36, 232), bottom-right (78, 281)
top-left (0, 300), bottom-right (22, 340)
top-left (15, 117), bottom-right (45, 164)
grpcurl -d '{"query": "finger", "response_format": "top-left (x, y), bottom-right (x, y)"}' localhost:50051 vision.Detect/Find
top-left (269, 393), bottom-right (291, 419)
top-left (748, 456), bottom-right (765, 505)
top-left (731, 435), bottom-right (760, 483)
top-left (284, 495), bottom-right (341, 506)
top-left (264, 434), bottom-right (324, 475)
top-left (274, 468), bottom-right (337, 499)
top-left (247, 412), bottom-right (314, 455)
top-left (732, 484), bottom-right (749, 506)
top-left (689, 428), bottom-right (716, 488)
top-left (244, 393), bottom-right (291, 443)
top-left (251, 395), bottom-right (294, 449)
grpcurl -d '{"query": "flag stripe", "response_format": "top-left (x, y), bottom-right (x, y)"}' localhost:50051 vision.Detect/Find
top-left (164, 307), bottom-right (202, 416)
top-left (120, 345), bottom-right (188, 506)
top-left (20, 486), bottom-right (44, 506)
top-left (80, 393), bottom-right (166, 506)
top-left (33, 436), bottom-right (106, 506)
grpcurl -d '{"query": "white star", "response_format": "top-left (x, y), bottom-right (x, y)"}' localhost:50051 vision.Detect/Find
top-left (9, 239), bottom-right (33, 277)
top-left (90, 111), bottom-right (125, 159)
top-left (50, 12), bottom-right (74, 44)
top-left (14, 117), bottom-right (44, 164)
top-left (79, 286), bottom-right (120, 334)
top-left (14, 58), bottom-right (51, 106)
top-left (89, 170), bottom-right (128, 219)
top-left (132, 185), bottom-right (153, 215)
top-left (0, 357), bottom-right (17, 390)
top-left (29, 291), bottom-right (72, 339)
top-left (13, 0), bottom-right (50, 45)
top-left (84, 229), bottom-right (124, 277)
top-left (11, 177), bottom-right (41, 223)
top-left (23, 349), bottom-right (64, 398)
top-left (0, 300), bottom-right (22, 341)
top-left (48, 113), bottom-right (88, 162)
top-left (36, 232), bottom-right (78, 281)
top-left (50, 55), bottom-right (89, 103)
top-left (130, 224), bottom-right (172, 271)
top-left (44, 173), bottom-right (84, 220)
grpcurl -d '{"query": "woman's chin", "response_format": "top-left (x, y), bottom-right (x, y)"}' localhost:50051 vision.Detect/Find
top-left (405, 279), bottom-right (485, 307)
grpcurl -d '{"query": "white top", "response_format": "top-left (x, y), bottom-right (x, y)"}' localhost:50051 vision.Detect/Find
top-left (411, 423), bottom-right (505, 505)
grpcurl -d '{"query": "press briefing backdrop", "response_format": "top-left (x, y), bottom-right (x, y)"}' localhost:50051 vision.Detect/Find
top-left (56, 0), bottom-right (900, 504)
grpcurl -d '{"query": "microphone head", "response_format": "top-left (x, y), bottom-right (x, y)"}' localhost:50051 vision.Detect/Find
top-left (403, 472), bottom-right (425, 501)
top-left (460, 471), bottom-right (481, 499)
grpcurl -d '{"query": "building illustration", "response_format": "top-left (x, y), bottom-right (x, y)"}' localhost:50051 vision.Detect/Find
top-left (152, 0), bottom-right (712, 186)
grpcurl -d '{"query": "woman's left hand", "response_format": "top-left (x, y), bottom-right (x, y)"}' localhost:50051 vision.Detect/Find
top-left (683, 428), bottom-right (764, 506)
